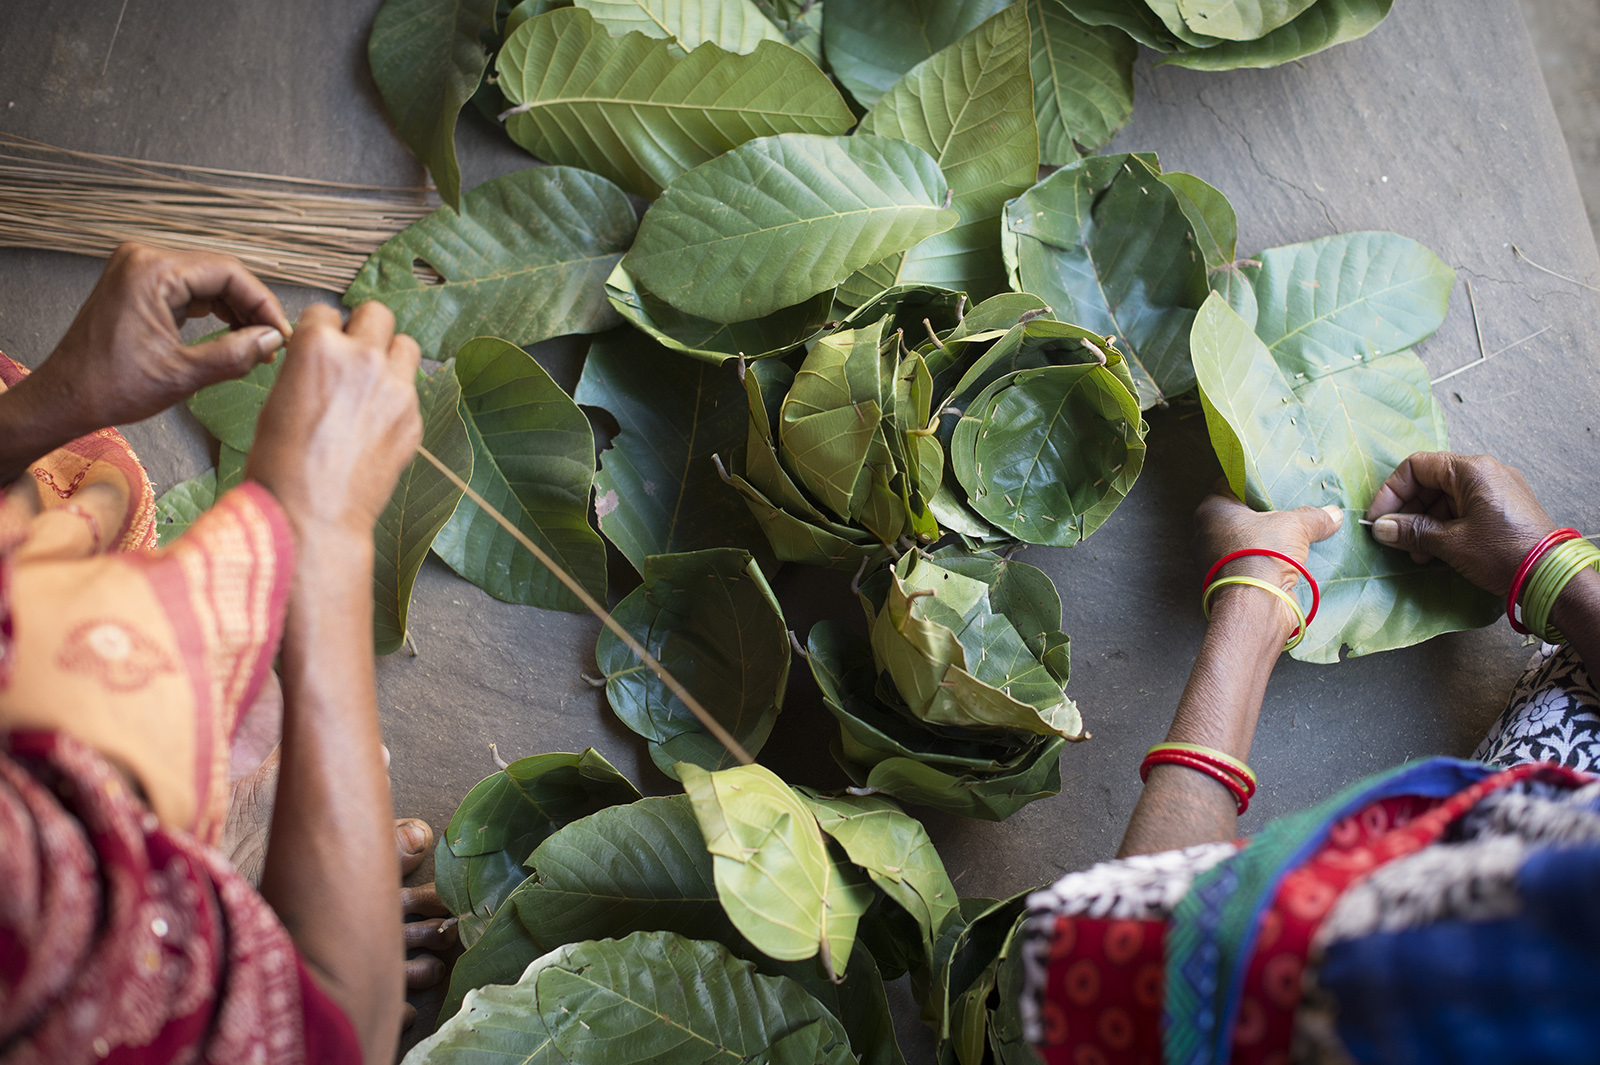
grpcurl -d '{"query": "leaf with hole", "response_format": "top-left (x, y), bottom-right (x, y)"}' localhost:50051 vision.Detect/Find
top-left (680, 762), bottom-right (873, 976)
top-left (605, 263), bottom-right (834, 365)
top-left (372, 365), bottom-right (471, 656)
top-left (843, 3), bottom-right (1038, 304)
top-left (1001, 153), bottom-right (1218, 407)
top-left (496, 7), bottom-right (853, 198)
top-left (367, 0), bottom-right (498, 210)
top-left (597, 549), bottom-right (789, 776)
top-left (154, 469), bottom-right (216, 548)
top-left (1028, 0), bottom-right (1137, 165)
top-left (410, 931), bottom-right (856, 1064)
top-left (575, 330), bottom-right (773, 572)
top-left (344, 166), bottom-right (636, 361)
top-left (624, 134), bottom-right (960, 323)
top-left (1191, 285), bottom-right (1499, 663)
top-left (432, 337), bottom-right (608, 612)
top-left (574, 0), bottom-right (789, 53)
top-left (434, 748), bottom-right (641, 946)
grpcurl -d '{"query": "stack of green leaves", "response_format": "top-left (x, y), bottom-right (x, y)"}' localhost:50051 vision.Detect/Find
top-left (416, 757), bottom-right (973, 1064)
top-left (808, 549), bottom-right (1086, 821)
top-left (1054, 0), bottom-right (1394, 71)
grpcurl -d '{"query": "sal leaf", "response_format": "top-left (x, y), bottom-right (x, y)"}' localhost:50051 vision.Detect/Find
top-left (605, 263), bottom-right (834, 364)
top-left (1027, 0), bottom-right (1137, 164)
top-left (574, 0), bottom-right (790, 52)
top-left (154, 469), bottom-right (217, 548)
top-left (1159, 0), bottom-right (1393, 69)
top-left (823, 0), bottom-right (1013, 109)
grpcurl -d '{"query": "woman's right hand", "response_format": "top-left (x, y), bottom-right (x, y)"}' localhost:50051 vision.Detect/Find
top-left (1365, 451), bottom-right (1556, 596)
top-left (246, 302), bottom-right (421, 540)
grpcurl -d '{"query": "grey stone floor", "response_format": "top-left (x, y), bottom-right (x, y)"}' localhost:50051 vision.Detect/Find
top-left (0, 1), bottom-right (1597, 1057)
top-left (1522, 0), bottom-right (1600, 247)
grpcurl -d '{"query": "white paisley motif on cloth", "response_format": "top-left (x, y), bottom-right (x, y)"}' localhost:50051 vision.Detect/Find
top-left (1474, 644), bottom-right (1600, 771)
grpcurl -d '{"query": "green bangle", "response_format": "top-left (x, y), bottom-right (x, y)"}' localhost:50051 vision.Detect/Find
top-left (1521, 537), bottom-right (1600, 644)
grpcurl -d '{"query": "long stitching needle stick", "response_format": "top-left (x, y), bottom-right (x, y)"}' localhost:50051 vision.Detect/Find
top-left (415, 444), bottom-right (753, 766)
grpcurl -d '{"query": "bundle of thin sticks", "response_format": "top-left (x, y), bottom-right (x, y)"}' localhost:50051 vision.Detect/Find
top-left (0, 133), bottom-right (436, 292)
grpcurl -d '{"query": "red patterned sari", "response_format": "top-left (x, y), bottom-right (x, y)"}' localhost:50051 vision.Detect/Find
top-left (0, 355), bottom-right (359, 1062)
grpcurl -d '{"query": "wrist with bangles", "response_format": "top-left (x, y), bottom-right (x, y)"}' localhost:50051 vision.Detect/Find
top-left (1507, 528), bottom-right (1600, 643)
top-left (1201, 548), bottom-right (1321, 653)
top-left (1140, 742), bottom-right (1257, 814)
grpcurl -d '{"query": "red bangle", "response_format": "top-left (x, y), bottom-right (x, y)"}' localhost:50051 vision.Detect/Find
top-left (1139, 751), bottom-right (1251, 814)
top-left (1507, 528), bottom-right (1581, 634)
top-left (1202, 548), bottom-right (1320, 627)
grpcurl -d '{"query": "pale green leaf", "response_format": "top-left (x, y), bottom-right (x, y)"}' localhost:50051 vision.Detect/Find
top-left (845, 4), bottom-right (1038, 303)
top-left (625, 134), bottom-right (960, 323)
top-left (373, 367), bottom-right (471, 656)
top-left (823, 0), bottom-right (1013, 109)
top-left (497, 7), bottom-right (853, 198)
top-left (605, 263), bottom-right (833, 364)
top-left (434, 749), bottom-right (641, 935)
top-left (575, 331), bottom-right (771, 571)
top-left (1052, 0), bottom-right (1187, 50)
top-left (1191, 292), bottom-right (1498, 663)
top-left (367, 0), bottom-right (498, 210)
top-left (598, 549), bottom-right (789, 776)
top-left (679, 763), bottom-right (873, 976)
top-left (575, 0), bottom-right (789, 52)
top-left (432, 337), bottom-right (607, 612)
top-left (1160, 0), bottom-right (1392, 69)
top-left (1028, 0), bottom-right (1137, 164)
top-left (185, 351), bottom-right (282, 452)
top-left (1001, 152), bottom-right (1212, 407)
top-left (410, 931), bottom-right (855, 1064)
top-left (154, 469), bottom-right (217, 548)
top-left (1173, 0), bottom-right (1317, 41)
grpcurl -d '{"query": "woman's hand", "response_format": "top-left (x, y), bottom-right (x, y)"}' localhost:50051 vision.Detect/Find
top-left (19, 243), bottom-right (292, 437)
top-left (1195, 486), bottom-right (1344, 593)
top-left (1365, 451), bottom-right (1555, 596)
top-left (246, 302), bottom-right (421, 541)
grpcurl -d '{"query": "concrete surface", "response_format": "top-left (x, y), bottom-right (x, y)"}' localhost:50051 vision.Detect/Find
top-left (0, 0), bottom-right (1597, 1057)
top-left (1521, 0), bottom-right (1600, 247)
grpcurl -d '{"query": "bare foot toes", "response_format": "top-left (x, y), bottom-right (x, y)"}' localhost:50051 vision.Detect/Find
top-left (404, 916), bottom-right (458, 952)
top-left (405, 955), bottom-right (447, 990)
top-left (397, 817), bottom-right (433, 877)
top-left (401, 882), bottom-right (449, 918)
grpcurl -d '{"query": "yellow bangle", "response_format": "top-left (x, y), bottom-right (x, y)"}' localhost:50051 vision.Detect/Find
top-left (1201, 575), bottom-right (1308, 652)
top-left (1144, 742), bottom-right (1258, 791)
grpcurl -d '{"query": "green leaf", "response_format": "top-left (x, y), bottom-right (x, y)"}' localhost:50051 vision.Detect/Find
top-left (751, 0), bottom-right (823, 62)
top-left (1244, 230), bottom-right (1456, 369)
top-left (1028, 0), bottom-right (1137, 164)
top-left (367, 0), bottom-right (498, 210)
top-left (1173, 0), bottom-right (1317, 41)
top-left (843, 4), bottom-right (1037, 304)
top-left (801, 792), bottom-right (961, 977)
top-left (154, 469), bottom-right (217, 548)
top-left (435, 749), bottom-right (642, 934)
top-left (680, 762), bottom-right (874, 976)
top-left (771, 944), bottom-right (907, 1065)
top-left (1052, 0), bottom-right (1186, 50)
top-left (186, 351), bottom-right (282, 452)
top-left (574, 0), bottom-right (789, 52)
top-left (626, 134), bottom-right (960, 323)
top-left (1002, 153), bottom-right (1214, 407)
top-left (439, 793), bottom-right (734, 1024)
top-left (506, 0), bottom-right (562, 39)
top-left (412, 931), bottom-right (856, 1063)
top-left (951, 362), bottom-right (1146, 546)
top-left (1191, 291), bottom-right (1498, 663)
top-left (822, 0), bottom-right (1013, 109)
top-left (497, 7), bottom-right (853, 198)
top-left (217, 444), bottom-right (248, 494)
top-left (432, 338), bottom-right (607, 612)
top-left (344, 166), bottom-right (636, 361)
top-left (938, 894), bottom-right (1027, 1056)
top-left (1159, 0), bottom-right (1392, 68)
top-left (575, 331), bottom-right (771, 571)
top-left (605, 263), bottom-right (834, 364)
top-left (373, 366), bottom-right (471, 656)
top-left (598, 549), bottom-right (789, 775)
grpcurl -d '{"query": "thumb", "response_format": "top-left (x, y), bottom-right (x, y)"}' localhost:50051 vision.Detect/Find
top-left (1371, 510), bottom-right (1450, 561)
top-left (183, 324), bottom-right (285, 386)
top-left (1293, 503), bottom-right (1345, 545)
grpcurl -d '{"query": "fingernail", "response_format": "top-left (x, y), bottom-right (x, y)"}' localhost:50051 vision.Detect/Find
top-left (1372, 516), bottom-right (1399, 544)
top-left (1322, 504), bottom-right (1344, 526)
top-left (256, 328), bottom-right (284, 353)
top-left (397, 819), bottom-right (428, 854)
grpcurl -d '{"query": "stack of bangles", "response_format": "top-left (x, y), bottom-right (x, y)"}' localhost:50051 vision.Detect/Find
top-left (1507, 528), bottom-right (1600, 643)
top-left (1140, 743), bottom-right (1257, 814)
top-left (1200, 548), bottom-right (1321, 653)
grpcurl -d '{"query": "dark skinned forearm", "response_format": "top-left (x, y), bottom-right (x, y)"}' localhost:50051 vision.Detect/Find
top-left (1550, 566), bottom-right (1600, 682)
top-left (1117, 581), bottom-right (1293, 857)
top-left (257, 526), bottom-right (401, 1064)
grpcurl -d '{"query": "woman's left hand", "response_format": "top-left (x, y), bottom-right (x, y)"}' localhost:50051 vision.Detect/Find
top-left (1194, 485), bottom-right (1344, 593)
